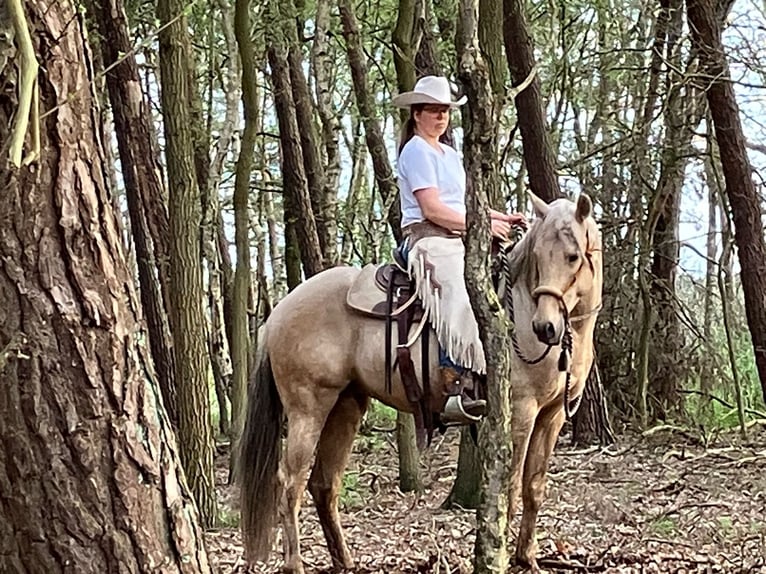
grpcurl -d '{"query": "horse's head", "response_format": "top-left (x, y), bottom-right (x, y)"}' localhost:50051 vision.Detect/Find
top-left (523, 191), bottom-right (603, 345)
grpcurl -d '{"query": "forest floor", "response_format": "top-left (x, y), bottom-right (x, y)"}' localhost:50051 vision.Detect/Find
top-left (207, 420), bottom-right (766, 574)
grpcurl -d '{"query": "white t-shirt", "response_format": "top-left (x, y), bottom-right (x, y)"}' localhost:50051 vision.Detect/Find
top-left (397, 135), bottom-right (466, 228)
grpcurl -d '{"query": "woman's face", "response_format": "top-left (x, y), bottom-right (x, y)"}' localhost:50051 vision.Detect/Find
top-left (414, 104), bottom-right (451, 140)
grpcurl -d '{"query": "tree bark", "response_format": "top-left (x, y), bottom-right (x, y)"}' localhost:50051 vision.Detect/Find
top-left (571, 363), bottom-right (616, 446)
top-left (204, 0), bottom-right (240, 439)
top-left (231, 0), bottom-right (256, 451)
top-left (283, 0), bottom-right (336, 267)
top-left (88, 0), bottom-right (178, 426)
top-left (157, 0), bottom-right (218, 527)
top-left (458, 1), bottom-right (513, 572)
top-left (312, 0), bottom-right (342, 255)
top-left (0, 1), bottom-right (210, 570)
top-left (339, 0), bottom-right (402, 241)
top-left (687, 0), bottom-right (766, 405)
top-left (443, 428), bottom-right (481, 509)
top-left (503, 0), bottom-right (560, 202)
top-left (267, 0), bottom-right (324, 280)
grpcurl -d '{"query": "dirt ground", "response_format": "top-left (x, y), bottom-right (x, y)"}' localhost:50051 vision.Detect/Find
top-left (206, 423), bottom-right (766, 574)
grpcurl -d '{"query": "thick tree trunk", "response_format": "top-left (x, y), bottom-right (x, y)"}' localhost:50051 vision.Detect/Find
top-left (88, 0), bottom-right (178, 426)
top-left (0, 1), bottom-right (210, 570)
top-left (339, 0), bottom-right (402, 240)
top-left (503, 0), bottom-right (560, 202)
top-left (458, 1), bottom-right (513, 572)
top-left (267, 0), bottom-right (324, 279)
top-left (687, 0), bottom-right (766, 405)
top-left (157, 0), bottom-right (218, 527)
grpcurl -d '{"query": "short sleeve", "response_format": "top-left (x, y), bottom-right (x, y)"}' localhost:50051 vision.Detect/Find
top-left (399, 141), bottom-right (438, 192)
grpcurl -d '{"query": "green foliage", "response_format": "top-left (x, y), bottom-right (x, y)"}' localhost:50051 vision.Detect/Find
top-left (218, 507), bottom-right (240, 528)
top-left (356, 400), bottom-right (396, 454)
top-left (339, 470), bottom-right (366, 510)
top-left (650, 516), bottom-right (678, 537)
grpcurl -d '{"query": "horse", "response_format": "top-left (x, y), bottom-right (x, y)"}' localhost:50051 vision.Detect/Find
top-left (236, 191), bottom-right (602, 574)
top-left (501, 192), bottom-right (602, 571)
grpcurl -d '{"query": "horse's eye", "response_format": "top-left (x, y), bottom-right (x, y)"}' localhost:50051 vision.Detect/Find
top-left (567, 253), bottom-right (579, 264)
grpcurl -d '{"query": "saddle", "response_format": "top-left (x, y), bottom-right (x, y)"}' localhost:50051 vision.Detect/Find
top-left (346, 261), bottom-right (435, 447)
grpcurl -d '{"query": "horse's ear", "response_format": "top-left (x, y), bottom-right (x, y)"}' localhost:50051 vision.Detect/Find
top-left (576, 194), bottom-right (592, 223)
top-left (528, 191), bottom-right (549, 218)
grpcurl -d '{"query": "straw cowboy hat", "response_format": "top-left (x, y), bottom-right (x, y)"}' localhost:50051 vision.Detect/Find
top-left (392, 75), bottom-right (467, 109)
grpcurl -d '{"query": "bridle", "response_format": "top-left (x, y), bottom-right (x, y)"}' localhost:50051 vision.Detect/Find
top-left (499, 234), bottom-right (602, 420)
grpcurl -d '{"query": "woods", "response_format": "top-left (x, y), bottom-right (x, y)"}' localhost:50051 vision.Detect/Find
top-left (1, 0), bottom-right (765, 572)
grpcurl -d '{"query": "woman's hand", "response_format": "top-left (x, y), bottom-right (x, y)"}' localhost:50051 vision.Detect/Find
top-left (491, 219), bottom-right (512, 239)
top-left (504, 212), bottom-right (528, 229)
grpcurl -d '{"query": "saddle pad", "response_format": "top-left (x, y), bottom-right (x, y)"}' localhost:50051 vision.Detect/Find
top-left (346, 263), bottom-right (389, 318)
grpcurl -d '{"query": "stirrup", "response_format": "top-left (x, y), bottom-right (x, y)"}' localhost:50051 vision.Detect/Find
top-left (441, 395), bottom-right (486, 425)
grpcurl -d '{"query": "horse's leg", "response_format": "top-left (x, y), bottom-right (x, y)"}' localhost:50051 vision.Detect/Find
top-left (508, 395), bottom-right (538, 517)
top-left (515, 404), bottom-right (566, 571)
top-left (308, 386), bottom-right (369, 571)
top-left (279, 388), bottom-right (340, 574)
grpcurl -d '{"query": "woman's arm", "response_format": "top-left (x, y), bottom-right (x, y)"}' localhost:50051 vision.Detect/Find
top-left (415, 188), bottom-right (515, 237)
top-left (414, 187), bottom-right (466, 231)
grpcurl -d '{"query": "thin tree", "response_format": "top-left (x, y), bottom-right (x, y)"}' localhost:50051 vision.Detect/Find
top-left (266, 0), bottom-right (324, 280)
top-left (157, 0), bottom-right (217, 526)
top-left (231, 0), bottom-right (257, 453)
top-left (458, 0), bottom-right (514, 571)
top-left (0, 0), bottom-right (211, 569)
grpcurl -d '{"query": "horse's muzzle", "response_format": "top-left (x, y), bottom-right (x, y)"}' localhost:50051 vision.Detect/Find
top-left (532, 319), bottom-right (561, 345)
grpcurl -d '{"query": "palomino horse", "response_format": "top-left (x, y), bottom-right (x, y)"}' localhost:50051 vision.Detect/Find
top-left (237, 192), bottom-right (602, 573)
top-left (501, 192), bottom-right (602, 571)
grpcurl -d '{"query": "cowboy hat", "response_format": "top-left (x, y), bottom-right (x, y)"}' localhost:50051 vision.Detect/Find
top-left (391, 75), bottom-right (467, 109)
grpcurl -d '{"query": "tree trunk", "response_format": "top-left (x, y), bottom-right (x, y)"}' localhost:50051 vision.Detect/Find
top-left (0, 0), bottom-right (210, 570)
top-left (267, 0), bottom-right (324, 279)
top-left (312, 0), bottom-right (342, 255)
top-left (444, 0), bottom-right (505, 508)
top-left (687, 0), bottom-right (766, 405)
top-left (231, 0), bottom-right (256, 451)
top-left (339, 0), bottom-right (402, 241)
top-left (503, 0), bottom-right (560, 202)
top-left (157, 0), bottom-right (218, 527)
top-left (87, 0), bottom-right (178, 426)
top-left (283, 0), bottom-right (335, 268)
top-left (458, 1), bottom-right (513, 572)
top-left (203, 0), bottom-right (240, 439)
top-left (571, 363), bottom-right (616, 446)
top-left (443, 427), bottom-right (481, 509)
top-left (701, 132), bottom-right (721, 401)
top-left (392, 0), bottom-right (421, 124)
top-left (389, 0), bottom-right (424, 491)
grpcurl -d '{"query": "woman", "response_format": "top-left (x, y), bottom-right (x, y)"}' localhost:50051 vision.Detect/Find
top-left (393, 75), bottom-right (526, 422)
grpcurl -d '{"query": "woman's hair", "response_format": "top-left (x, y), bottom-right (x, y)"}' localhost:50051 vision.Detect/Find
top-left (397, 104), bottom-right (425, 156)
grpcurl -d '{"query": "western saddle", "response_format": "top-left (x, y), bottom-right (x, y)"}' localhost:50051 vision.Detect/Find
top-left (346, 247), bottom-right (484, 448)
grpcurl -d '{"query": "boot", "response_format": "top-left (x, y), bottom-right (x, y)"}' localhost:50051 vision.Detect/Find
top-left (439, 367), bottom-right (487, 425)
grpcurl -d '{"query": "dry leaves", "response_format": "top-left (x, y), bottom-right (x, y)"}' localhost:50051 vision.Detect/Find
top-left (207, 426), bottom-right (766, 573)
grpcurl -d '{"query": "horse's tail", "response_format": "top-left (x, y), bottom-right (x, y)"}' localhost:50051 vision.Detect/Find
top-left (236, 335), bottom-right (283, 562)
